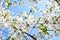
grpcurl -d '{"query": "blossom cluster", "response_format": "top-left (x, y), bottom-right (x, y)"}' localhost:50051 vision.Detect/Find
top-left (0, 0), bottom-right (60, 40)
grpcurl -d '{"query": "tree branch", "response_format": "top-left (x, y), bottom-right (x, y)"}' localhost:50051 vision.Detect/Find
top-left (19, 29), bottom-right (37, 40)
top-left (0, 28), bottom-right (37, 40)
top-left (23, 32), bottom-right (37, 40)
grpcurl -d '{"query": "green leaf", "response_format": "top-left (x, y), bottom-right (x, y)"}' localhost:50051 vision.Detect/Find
top-left (55, 16), bottom-right (60, 21)
top-left (53, 21), bottom-right (56, 24)
top-left (6, 0), bottom-right (11, 9)
top-left (26, 23), bottom-right (29, 27)
top-left (11, 25), bottom-right (17, 30)
top-left (55, 0), bottom-right (59, 3)
top-left (2, 13), bottom-right (7, 18)
top-left (40, 24), bottom-right (48, 34)
top-left (24, 17), bottom-right (27, 19)
top-left (37, 17), bottom-right (40, 23)
top-left (45, 32), bottom-right (49, 34)
top-left (50, 7), bottom-right (53, 12)
top-left (13, 19), bottom-right (17, 24)
top-left (30, 7), bottom-right (35, 13)
top-left (55, 18), bottom-right (58, 21)
top-left (45, 20), bottom-right (49, 24)
top-left (7, 2), bottom-right (11, 9)
top-left (6, 0), bottom-right (8, 2)
top-left (11, 38), bottom-right (14, 40)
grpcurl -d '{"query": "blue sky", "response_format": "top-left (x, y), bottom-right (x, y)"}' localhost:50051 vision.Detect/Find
top-left (0, 0), bottom-right (60, 40)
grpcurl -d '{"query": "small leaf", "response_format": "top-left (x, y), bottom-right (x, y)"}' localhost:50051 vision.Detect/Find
top-left (26, 23), bottom-right (29, 27)
top-left (30, 7), bottom-right (35, 13)
top-left (6, 0), bottom-right (11, 9)
top-left (24, 17), bottom-right (27, 19)
top-left (6, 0), bottom-right (8, 2)
top-left (55, 18), bottom-right (58, 21)
top-left (11, 25), bottom-right (17, 30)
top-left (50, 7), bottom-right (53, 12)
top-left (7, 2), bottom-right (11, 9)
top-left (8, 3), bottom-right (11, 7)
top-left (45, 20), bottom-right (49, 24)
top-left (37, 17), bottom-right (40, 23)
top-left (53, 21), bottom-right (56, 24)
top-left (41, 24), bottom-right (48, 34)
top-left (11, 38), bottom-right (14, 40)
top-left (13, 19), bottom-right (17, 24)
top-left (2, 13), bottom-right (7, 18)
top-left (55, 0), bottom-right (58, 2)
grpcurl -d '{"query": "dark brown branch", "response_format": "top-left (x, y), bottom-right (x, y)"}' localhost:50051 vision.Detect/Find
top-left (19, 29), bottom-right (37, 40)
top-left (23, 32), bottom-right (37, 40)
top-left (0, 28), bottom-right (37, 40)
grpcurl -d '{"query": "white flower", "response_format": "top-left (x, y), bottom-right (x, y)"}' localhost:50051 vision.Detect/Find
top-left (0, 6), bottom-right (4, 12)
top-left (26, 14), bottom-right (35, 25)
top-left (36, 0), bottom-right (41, 3)
top-left (4, 23), bottom-right (8, 27)
top-left (5, 2), bottom-right (8, 6)
top-left (29, 6), bottom-right (36, 12)
top-left (22, 11), bottom-right (28, 17)
top-left (0, 23), bottom-right (4, 28)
